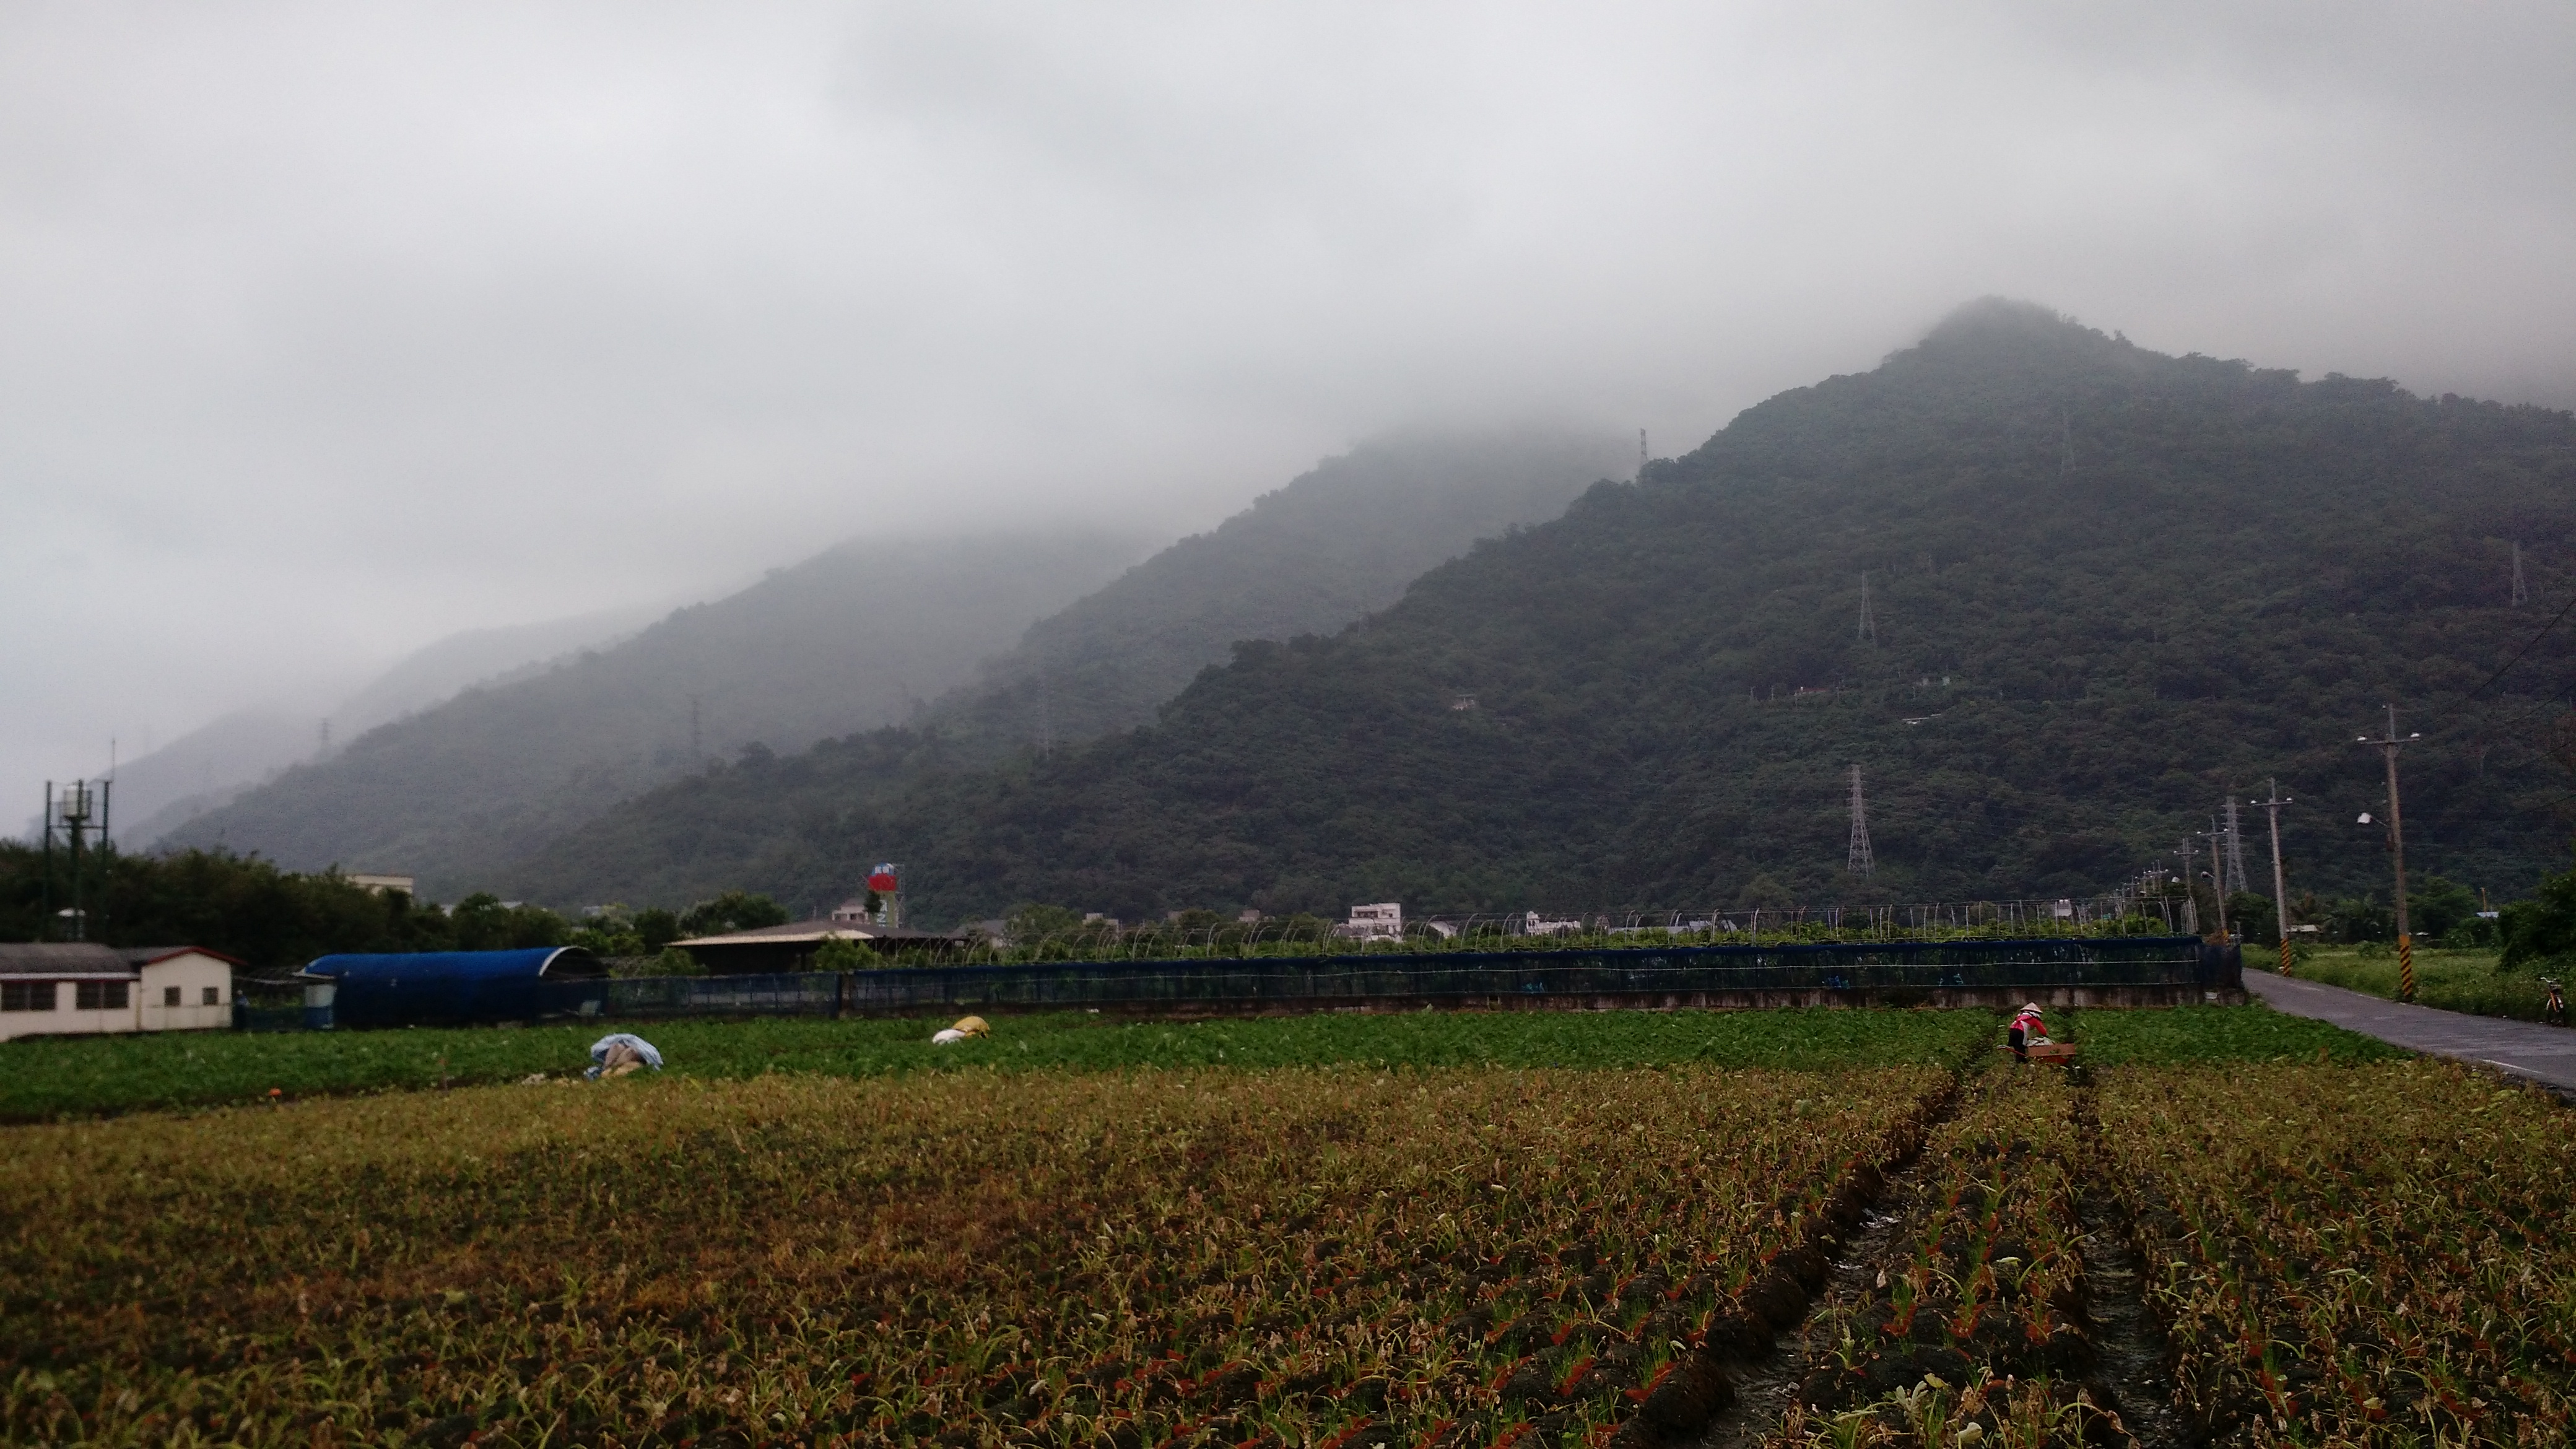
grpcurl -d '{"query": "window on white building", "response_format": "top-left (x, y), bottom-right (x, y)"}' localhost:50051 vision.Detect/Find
top-left (1, 981), bottom-right (55, 1012)
top-left (204, 986), bottom-right (222, 1006)
top-left (165, 986), bottom-right (183, 1007)
top-left (76, 981), bottom-right (130, 1011)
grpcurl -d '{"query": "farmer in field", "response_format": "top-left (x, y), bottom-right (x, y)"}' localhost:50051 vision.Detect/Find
top-left (585, 1032), bottom-right (663, 1079)
top-left (2006, 1003), bottom-right (2047, 1063)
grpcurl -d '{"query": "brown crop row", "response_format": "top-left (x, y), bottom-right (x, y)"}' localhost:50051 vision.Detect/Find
top-left (2097, 1063), bottom-right (2576, 1447)
top-left (1, 1066), bottom-right (1946, 1447)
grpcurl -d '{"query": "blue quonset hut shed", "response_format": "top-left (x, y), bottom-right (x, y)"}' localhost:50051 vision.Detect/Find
top-left (299, 947), bottom-right (606, 1029)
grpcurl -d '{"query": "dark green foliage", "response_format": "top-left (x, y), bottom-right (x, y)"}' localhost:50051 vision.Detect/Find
top-left (445, 892), bottom-right (571, 951)
top-left (2499, 861), bottom-right (2576, 970)
top-left (0, 843), bottom-right (567, 968)
top-left (512, 302), bottom-right (2576, 922)
top-left (675, 889), bottom-right (789, 936)
top-left (2408, 874), bottom-right (2483, 941)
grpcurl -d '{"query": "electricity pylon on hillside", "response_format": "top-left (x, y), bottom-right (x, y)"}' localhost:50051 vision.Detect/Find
top-left (2224, 796), bottom-right (2250, 895)
top-left (1857, 573), bottom-right (1877, 644)
top-left (1847, 765), bottom-right (1874, 876)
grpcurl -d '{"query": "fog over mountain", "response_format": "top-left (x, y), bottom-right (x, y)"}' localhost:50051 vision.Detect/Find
top-left (103, 605), bottom-right (658, 847)
top-left (6, 4), bottom-right (2575, 803)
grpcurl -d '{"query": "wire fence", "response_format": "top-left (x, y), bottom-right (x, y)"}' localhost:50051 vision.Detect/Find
top-left (284, 933), bottom-right (2236, 1030)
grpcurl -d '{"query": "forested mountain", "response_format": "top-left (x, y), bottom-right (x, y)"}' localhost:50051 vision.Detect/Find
top-left (926, 429), bottom-right (1633, 752)
top-left (113, 605), bottom-right (656, 846)
top-left (507, 302), bottom-right (2576, 922)
top-left (161, 532), bottom-right (1157, 899)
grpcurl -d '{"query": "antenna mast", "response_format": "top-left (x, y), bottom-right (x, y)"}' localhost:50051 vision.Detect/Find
top-left (1846, 764), bottom-right (1874, 876)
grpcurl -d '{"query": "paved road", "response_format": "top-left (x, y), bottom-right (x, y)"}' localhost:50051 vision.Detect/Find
top-left (2244, 970), bottom-right (2576, 1095)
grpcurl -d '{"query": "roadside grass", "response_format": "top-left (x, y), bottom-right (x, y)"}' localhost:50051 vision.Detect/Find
top-left (2293, 946), bottom-right (2565, 1023)
top-left (0, 1000), bottom-right (2414, 1121)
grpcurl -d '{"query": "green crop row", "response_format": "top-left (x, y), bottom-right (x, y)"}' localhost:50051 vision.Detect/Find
top-left (0, 1004), bottom-right (2402, 1123)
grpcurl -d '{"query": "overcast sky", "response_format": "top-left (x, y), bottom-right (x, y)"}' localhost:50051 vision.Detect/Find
top-left (6, 1), bottom-right (2574, 796)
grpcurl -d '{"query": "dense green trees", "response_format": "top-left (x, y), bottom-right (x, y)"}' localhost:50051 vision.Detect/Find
top-left (0, 843), bottom-right (791, 970)
top-left (513, 302), bottom-right (2576, 925)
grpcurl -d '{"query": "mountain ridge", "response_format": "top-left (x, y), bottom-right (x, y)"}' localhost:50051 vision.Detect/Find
top-left (504, 301), bottom-right (2576, 921)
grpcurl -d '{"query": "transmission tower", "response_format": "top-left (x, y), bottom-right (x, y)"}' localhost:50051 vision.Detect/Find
top-left (1846, 764), bottom-right (1874, 876)
top-left (2513, 541), bottom-right (2529, 607)
top-left (1638, 429), bottom-right (1648, 477)
top-left (2060, 410), bottom-right (2073, 476)
top-left (2223, 796), bottom-right (2250, 894)
top-left (1857, 573), bottom-right (1877, 644)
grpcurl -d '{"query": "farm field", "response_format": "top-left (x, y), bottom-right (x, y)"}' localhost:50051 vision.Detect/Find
top-left (0, 1007), bottom-right (2011, 1121)
top-left (6, 1009), bottom-right (2563, 1448)
top-left (0, 1004), bottom-right (2401, 1123)
top-left (2293, 947), bottom-right (2566, 1024)
top-left (4, 1064), bottom-right (1947, 1447)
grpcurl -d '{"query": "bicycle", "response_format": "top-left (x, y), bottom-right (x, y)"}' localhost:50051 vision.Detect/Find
top-left (2543, 977), bottom-right (2567, 1029)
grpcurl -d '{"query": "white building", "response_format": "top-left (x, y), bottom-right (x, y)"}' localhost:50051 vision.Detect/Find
top-left (1340, 903), bottom-right (1404, 941)
top-left (0, 943), bottom-right (241, 1042)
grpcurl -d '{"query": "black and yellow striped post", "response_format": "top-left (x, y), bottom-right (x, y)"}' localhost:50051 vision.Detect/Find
top-left (2279, 937), bottom-right (2294, 977)
top-left (2396, 933), bottom-right (2415, 1003)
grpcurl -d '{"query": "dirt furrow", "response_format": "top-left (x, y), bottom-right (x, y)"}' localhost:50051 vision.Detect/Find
top-left (1607, 1071), bottom-right (1965, 1449)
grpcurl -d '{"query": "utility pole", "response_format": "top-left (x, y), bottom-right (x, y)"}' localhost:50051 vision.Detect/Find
top-left (2257, 779), bottom-right (2295, 976)
top-left (2175, 839), bottom-right (2200, 934)
top-left (2357, 706), bottom-right (2421, 1001)
top-left (1857, 573), bottom-right (1877, 644)
top-left (1846, 764), bottom-right (1874, 876)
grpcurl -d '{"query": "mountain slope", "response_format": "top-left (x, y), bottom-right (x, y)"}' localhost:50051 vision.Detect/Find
top-left (115, 606), bottom-right (657, 846)
top-left (513, 302), bottom-right (2576, 920)
top-left (932, 429), bottom-right (1634, 752)
top-left (161, 531), bottom-right (1155, 897)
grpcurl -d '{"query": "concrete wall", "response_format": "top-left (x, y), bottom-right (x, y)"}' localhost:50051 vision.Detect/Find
top-left (138, 953), bottom-right (234, 1032)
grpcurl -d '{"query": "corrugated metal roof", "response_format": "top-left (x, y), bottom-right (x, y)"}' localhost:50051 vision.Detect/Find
top-left (117, 945), bottom-right (248, 967)
top-left (300, 946), bottom-right (604, 982)
top-left (0, 942), bottom-right (129, 975)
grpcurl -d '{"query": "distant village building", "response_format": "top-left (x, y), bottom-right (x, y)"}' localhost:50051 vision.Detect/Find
top-left (344, 873), bottom-right (417, 896)
top-left (1340, 903), bottom-right (1404, 941)
top-left (1523, 912), bottom-right (1585, 938)
top-left (0, 943), bottom-right (240, 1042)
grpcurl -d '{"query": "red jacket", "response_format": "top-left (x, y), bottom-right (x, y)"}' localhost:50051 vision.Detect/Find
top-left (2009, 1010), bottom-right (2045, 1041)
